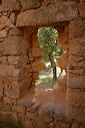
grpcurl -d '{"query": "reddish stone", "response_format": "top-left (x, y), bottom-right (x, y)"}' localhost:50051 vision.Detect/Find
top-left (78, 2), bottom-right (85, 18)
top-left (32, 47), bottom-right (43, 57)
top-left (57, 52), bottom-right (69, 70)
top-left (17, 2), bottom-right (78, 27)
top-left (32, 59), bottom-right (46, 71)
top-left (80, 0), bottom-right (85, 2)
top-left (69, 19), bottom-right (85, 39)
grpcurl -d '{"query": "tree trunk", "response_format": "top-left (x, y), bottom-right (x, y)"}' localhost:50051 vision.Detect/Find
top-left (58, 68), bottom-right (63, 78)
top-left (53, 66), bottom-right (57, 80)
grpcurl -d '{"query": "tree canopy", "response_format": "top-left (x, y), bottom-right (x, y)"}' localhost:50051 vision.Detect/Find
top-left (38, 27), bottom-right (63, 80)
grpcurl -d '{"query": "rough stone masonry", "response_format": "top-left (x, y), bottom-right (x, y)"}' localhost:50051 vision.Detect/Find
top-left (0, 0), bottom-right (85, 128)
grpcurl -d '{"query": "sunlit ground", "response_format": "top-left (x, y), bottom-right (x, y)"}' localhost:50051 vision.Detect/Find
top-left (36, 67), bottom-right (66, 89)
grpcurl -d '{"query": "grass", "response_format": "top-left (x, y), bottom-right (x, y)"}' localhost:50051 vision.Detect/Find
top-left (36, 76), bottom-right (58, 89)
top-left (0, 116), bottom-right (24, 128)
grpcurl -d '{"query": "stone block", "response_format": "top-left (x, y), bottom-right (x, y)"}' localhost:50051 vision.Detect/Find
top-left (33, 72), bottom-right (39, 80)
top-left (4, 82), bottom-right (25, 99)
top-left (17, 2), bottom-right (78, 27)
top-left (4, 89), bottom-right (19, 99)
top-left (8, 28), bottom-right (24, 36)
top-left (58, 75), bottom-right (67, 87)
top-left (0, 36), bottom-right (28, 56)
top-left (0, 102), bottom-right (11, 111)
top-left (32, 47), bottom-right (43, 57)
top-left (0, 64), bottom-right (19, 80)
top-left (69, 38), bottom-right (85, 56)
top-left (68, 73), bottom-right (85, 89)
top-left (58, 25), bottom-right (69, 49)
top-left (18, 65), bottom-right (32, 81)
top-left (9, 12), bottom-right (15, 24)
top-left (0, 0), bottom-right (20, 12)
top-left (54, 121), bottom-right (71, 128)
top-left (0, 15), bottom-right (14, 30)
top-left (78, 2), bottom-right (85, 18)
top-left (67, 105), bottom-right (85, 123)
top-left (69, 55), bottom-right (85, 69)
top-left (32, 59), bottom-right (46, 71)
top-left (0, 64), bottom-right (31, 81)
top-left (1, 64), bottom-right (32, 99)
top-left (71, 122), bottom-right (85, 128)
top-left (19, 77), bottom-right (32, 94)
top-left (0, 29), bottom-right (7, 38)
top-left (19, 0), bottom-right (41, 11)
top-left (7, 55), bottom-right (29, 65)
top-left (32, 33), bottom-right (40, 48)
top-left (0, 56), bottom-right (7, 64)
top-left (12, 105), bottom-right (26, 113)
top-left (69, 19), bottom-right (85, 39)
top-left (57, 52), bottom-right (69, 69)
top-left (28, 52), bottom-right (34, 62)
top-left (67, 88), bottom-right (85, 106)
top-left (3, 96), bottom-right (13, 104)
top-left (0, 81), bottom-right (3, 97)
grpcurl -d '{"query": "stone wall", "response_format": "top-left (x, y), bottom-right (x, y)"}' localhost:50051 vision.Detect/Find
top-left (0, 0), bottom-right (85, 128)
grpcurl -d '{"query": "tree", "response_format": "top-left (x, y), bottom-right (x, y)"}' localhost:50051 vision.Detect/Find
top-left (38, 27), bottom-right (63, 80)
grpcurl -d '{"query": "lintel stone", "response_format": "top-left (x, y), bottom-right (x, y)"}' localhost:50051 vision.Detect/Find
top-left (16, 2), bottom-right (78, 27)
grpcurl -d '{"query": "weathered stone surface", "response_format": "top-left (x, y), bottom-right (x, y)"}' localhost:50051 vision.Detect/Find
top-left (57, 52), bottom-right (69, 69)
top-left (32, 33), bottom-right (40, 48)
top-left (32, 59), bottom-right (46, 71)
top-left (58, 25), bottom-right (69, 49)
top-left (7, 55), bottom-right (29, 65)
top-left (0, 102), bottom-right (11, 111)
top-left (19, 0), bottom-right (41, 11)
top-left (58, 75), bottom-right (67, 87)
top-left (0, 65), bottom-right (19, 79)
top-left (28, 52), bottom-right (34, 62)
top-left (68, 74), bottom-right (85, 89)
top-left (0, 15), bottom-right (15, 30)
top-left (69, 19), bottom-right (85, 39)
top-left (0, 56), bottom-right (6, 64)
top-left (0, 64), bottom-right (31, 81)
top-left (0, 81), bottom-right (3, 98)
top-left (0, 0), bottom-right (20, 12)
top-left (9, 12), bottom-right (16, 24)
top-left (54, 121), bottom-right (71, 128)
top-left (32, 47), bottom-right (43, 57)
top-left (67, 88), bottom-right (85, 106)
top-left (78, 2), bottom-right (85, 18)
top-left (0, 0), bottom-right (85, 126)
top-left (69, 55), bottom-right (85, 69)
top-left (0, 77), bottom-right (25, 98)
top-left (33, 72), bottom-right (39, 80)
top-left (8, 28), bottom-right (23, 36)
top-left (69, 38), bottom-right (85, 55)
top-left (0, 30), bottom-right (7, 38)
top-left (4, 87), bottom-right (19, 99)
top-left (3, 97), bottom-right (13, 104)
top-left (3, 76), bottom-right (32, 99)
top-left (0, 36), bottom-right (28, 56)
top-left (71, 122), bottom-right (85, 128)
top-left (16, 2), bottom-right (78, 27)
top-left (68, 105), bottom-right (85, 123)
top-left (12, 105), bottom-right (26, 113)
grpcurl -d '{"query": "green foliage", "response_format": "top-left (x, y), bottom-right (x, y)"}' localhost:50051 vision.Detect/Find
top-left (38, 27), bottom-right (63, 66)
top-left (38, 27), bottom-right (63, 79)
top-left (0, 116), bottom-right (24, 128)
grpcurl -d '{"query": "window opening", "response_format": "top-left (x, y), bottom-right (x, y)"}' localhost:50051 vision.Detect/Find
top-left (36, 27), bottom-right (65, 89)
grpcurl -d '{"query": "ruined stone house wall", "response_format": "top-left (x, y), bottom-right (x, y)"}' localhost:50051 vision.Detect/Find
top-left (0, 0), bottom-right (85, 128)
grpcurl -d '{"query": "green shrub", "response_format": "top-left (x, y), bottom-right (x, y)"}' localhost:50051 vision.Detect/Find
top-left (0, 116), bottom-right (24, 128)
